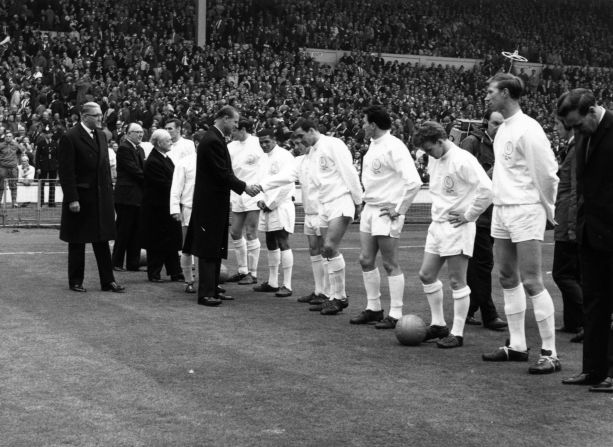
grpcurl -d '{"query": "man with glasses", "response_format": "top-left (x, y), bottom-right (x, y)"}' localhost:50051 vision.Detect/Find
top-left (58, 102), bottom-right (125, 294)
top-left (112, 123), bottom-right (146, 272)
top-left (164, 118), bottom-right (195, 165)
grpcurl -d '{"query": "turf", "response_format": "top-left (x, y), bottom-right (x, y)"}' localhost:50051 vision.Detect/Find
top-left (0, 226), bottom-right (610, 447)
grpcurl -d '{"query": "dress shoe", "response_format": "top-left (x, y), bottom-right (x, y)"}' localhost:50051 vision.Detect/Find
top-left (101, 282), bottom-right (126, 293)
top-left (149, 277), bottom-right (165, 283)
top-left (113, 266), bottom-right (126, 272)
top-left (69, 284), bottom-right (87, 292)
top-left (217, 293), bottom-right (234, 301)
top-left (216, 285), bottom-right (226, 294)
top-left (562, 372), bottom-right (602, 385)
top-left (484, 317), bottom-right (508, 331)
top-left (589, 377), bottom-right (613, 393)
top-left (570, 329), bottom-right (584, 343)
top-left (465, 316), bottom-right (481, 326)
top-left (198, 296), bottom-right (222, 306)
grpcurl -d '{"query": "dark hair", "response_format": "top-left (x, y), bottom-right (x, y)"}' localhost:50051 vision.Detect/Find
top-left (165, 118), bottom-right (182, 129)
top-left (413, 121), bottom-right (447, 147)
top-left (257, 128), bottom-right (275, 138)
top-left (487, 73), bottom-right (524, 99)
top-left (292, 117), bottom-right (317, 132)
top-left (363, 105), bottom-right (392, 130)
top-left (556, 88), bottom-right (596, 118)
top-left (237, 118), bottom-right (253, 133)
top-left (214, 105), bottom-right (238, 120)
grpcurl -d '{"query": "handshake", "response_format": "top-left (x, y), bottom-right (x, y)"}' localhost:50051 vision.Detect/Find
top-left (245, 184), bottom-right (262, 197)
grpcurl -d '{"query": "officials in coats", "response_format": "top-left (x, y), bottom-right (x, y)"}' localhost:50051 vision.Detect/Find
top-left (112, 122), bottom-right (146, 271)
top-left (35, 124), bottom-right (59, 207)
top-left (141, 129), bottom-right (184, 283)
top-left (557, 88), bottom-right (613, 392)
top-left (183, 106), bottom-right (260, 306)
top-left (58, 101), bottom-right (125, 293)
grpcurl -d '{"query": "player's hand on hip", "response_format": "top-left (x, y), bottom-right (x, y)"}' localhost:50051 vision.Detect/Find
top-left (69, 201), bottom-right (80, 213)
top-left (448, 211), bottom-right (468, 227)
top-left (379, 206), bottom-right (399, 220)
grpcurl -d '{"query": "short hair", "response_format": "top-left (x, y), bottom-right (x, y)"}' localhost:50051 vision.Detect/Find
top-left (257, 129), bottom-right (276, 139)
top-left (487, 73), bottom-right (524, 99)
top-left (150, 129), bottom-right (170, 147)
top-left (81, 101), bottom-right (100, 115)
top-left (237, 118), bottom-right (253, 133)
top-left (293, 118), bottom-right (317, 132)
top-left (556, 88), bottom-right (596, 118)
top-left (126, 122), bottom-right (141, 133)
top-left (363, 105), bottom-right (392, 130)
top-left (413, 121), bottom-right (448, 147)
top-left (165, 118), bottom-right (182, 129)
top-left (214, 105), bottom-right (238, 120)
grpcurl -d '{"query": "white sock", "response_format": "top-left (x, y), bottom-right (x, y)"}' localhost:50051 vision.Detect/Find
top-left (423, 280), bottom-right (445, 326)
top-left (310, 255), bottom-right (325, 295)
top-left (267, 249), bottom-right (280, 288)
top-left (327, 254), bottom-right (346, 300)
top-left (530, 289), bottom-right (557, 356)
top-left (232, 238), bottom-right (248, 275)
top-left (180, 253), bottom-right (194, 283)
top-left (322, 258), bottom-right (331, 297)
top-left (451, 286), bottom-right (471, 337)
top-left (503, 285), bottom-right (527, 352)
top-left (280, 249), bottom-right (293, 290)
top-left (246, 238), bottom-right (260, 278)
top-left (362, 268), bottom-right (381, 311)
top-left (388, 273), bottom-right (405, 320)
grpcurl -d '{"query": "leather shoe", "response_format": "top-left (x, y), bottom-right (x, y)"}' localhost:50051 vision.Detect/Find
top-left (216, 285), bottom-right (226, 294)
top-left (589, 377), bottom-right (613, 393)
top-left (149, 277), bottom-right (165, 283)
top-left (70, 284), bottom-right (87, 293)
top-left (101, 282), bottom-right (125, 293)
top-left (217, 293), bottom-right (234, 301)
top-left (466, 315), bottom-right (481, 326)
top-left (113, 266), bottom-right (126, 272)
top-left (562, 372), bottom-right (602, 385)
top-left (198, 296), bottom-right (222, 306)
top-left (484, 317), bottom-right (508, 331)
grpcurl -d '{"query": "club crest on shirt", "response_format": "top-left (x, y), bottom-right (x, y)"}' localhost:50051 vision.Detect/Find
top-left (443, 175), bottom-right (455, 194)
top-left (270, 161), bottom-right (280, 174)
top-left (503, 141), bottom-right (514, 160)
top-left (245, 154), bottom-right (257, 165)
top-left (319, 155), bottom-right (335, 172)
top-left (370, 158), bottom-right (382, 174)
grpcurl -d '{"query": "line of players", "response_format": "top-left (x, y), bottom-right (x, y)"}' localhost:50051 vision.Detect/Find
top-left (171, 72), bottom-right (561, 375)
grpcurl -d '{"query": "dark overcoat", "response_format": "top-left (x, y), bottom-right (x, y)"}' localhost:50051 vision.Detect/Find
top-left (114, 140), bottom-right (145, 206)
top-left (58, 124), bottom-right (115, 243)
top-left (183, 126), bottom-right (245, 259)
top-left (140, 149), bottom-right (182, 251)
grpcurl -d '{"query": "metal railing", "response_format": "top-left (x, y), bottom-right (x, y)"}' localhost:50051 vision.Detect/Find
top-left (1, 180), bottom-right (433, 227)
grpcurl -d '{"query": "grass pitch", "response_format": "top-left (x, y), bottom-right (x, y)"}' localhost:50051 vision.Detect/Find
top-left (0, 226), bottom-right (610, 447)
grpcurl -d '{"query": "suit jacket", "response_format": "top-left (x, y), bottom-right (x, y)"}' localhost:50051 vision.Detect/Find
top-left (554, 138), bottom-right (577, 242)
top-left (114, 140), bottom-right (145, 206)
top-left (183, 127), bottom-right (246, 259)
top-left (576, 109), bottom-right (613, 251)
top-left (58, 124), bottom-right (115, 243)
top-left (140, 149), bottom-right (182, 251)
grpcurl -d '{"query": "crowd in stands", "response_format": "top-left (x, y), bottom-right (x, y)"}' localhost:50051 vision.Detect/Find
top-left (1, 0), bottom-right (613, 194)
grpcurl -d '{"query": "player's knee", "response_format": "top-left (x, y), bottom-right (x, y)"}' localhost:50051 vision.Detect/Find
top-left (381, 259), bottom-right (398, 275)
top-left (322, 244), bottom-right (336, 259)
top-left (448, 275), bottom-right (467, 290)
top-left (418, 269), bottom-right (437, 285)
top-left (359, 253), bottom-right (375, 270)
top-left (230, 229), bottom-right (242, 240)
top-left (522, 277), bottom-right (544, 297)
top-left (498, 269), bottom-right (518, 288)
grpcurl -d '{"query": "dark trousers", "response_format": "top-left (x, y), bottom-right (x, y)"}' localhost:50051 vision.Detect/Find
top-left (467, 225), bottom-right (499, 323)
top-left (38, 169), bottom-right (57, 205)
top-left (198, 257), bottom-right (221, 298)
top-left (580, 244), bottom-right (613, 378)
top-left (112, 203), bottom-right (141, 270)
top-left (68, 241), bottom-right (114, 287)
top-left (147, 249), bottom-right (180, 280)
top-left (552, 240), bottom-right (583, 330)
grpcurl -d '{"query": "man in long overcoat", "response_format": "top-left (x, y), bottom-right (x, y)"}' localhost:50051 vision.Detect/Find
top-left (58, 102), bottom-right (124, 293)
top-left (141, 129), bottom-right (183, 282)
top-left (183, 106), bottom-right (258, 306)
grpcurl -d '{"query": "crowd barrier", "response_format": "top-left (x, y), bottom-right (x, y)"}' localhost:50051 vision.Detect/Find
top-left (0, 180), bottom-right (433, 227)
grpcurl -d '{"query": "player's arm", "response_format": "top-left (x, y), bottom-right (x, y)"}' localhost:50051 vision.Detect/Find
top-left (262, 152), bottom-right (295, 210)
top-left (392, 145), bottom-right (422, 216)
top-left (169, 162), bottom-right (185, 216)
top-left (260, 156), bottom-right (299, 191)
top-left (333, 139), bottom-right (363, 205)
top-left (522, 132), bottom-right (559, 223)
top-left (460, 156), bottom-right (493, 223)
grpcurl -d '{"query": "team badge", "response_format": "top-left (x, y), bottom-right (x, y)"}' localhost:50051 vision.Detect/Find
top-left (443, 175), bottom-right (455, 194)
top-left (504, 141), bottom-right (514, 160)
top-left (319, 156), bottom-right (335, 172)
top-left (270, 161), bottom-right (280, 174)
top-left (371, 158), bottom-right (382, 174)
top-left (246, 154), bottom-right (257, 165)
